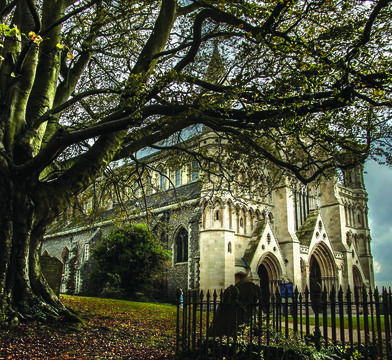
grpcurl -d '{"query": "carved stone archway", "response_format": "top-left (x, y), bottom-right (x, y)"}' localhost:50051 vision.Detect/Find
top-left (257, 253), bottom-right (282, 297)
top-left (353, 266), bottom-right (363, 300)
top-left (309, 242), bottom-right (337, 294)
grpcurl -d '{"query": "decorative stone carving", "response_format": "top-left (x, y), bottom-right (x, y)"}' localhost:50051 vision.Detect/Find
top-left (346, 231), bottom-right (353, 247)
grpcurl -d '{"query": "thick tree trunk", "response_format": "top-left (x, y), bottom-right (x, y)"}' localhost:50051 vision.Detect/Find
top-left (0, 177), bottom-right (77, 323)
top-left (0, 0), bottom-right (178, 324)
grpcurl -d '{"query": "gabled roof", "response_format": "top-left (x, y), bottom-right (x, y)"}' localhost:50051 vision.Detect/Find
top-left (296, 210), bottom-right (319, 247)
top-left (243, 220), bottom-right (267, 265)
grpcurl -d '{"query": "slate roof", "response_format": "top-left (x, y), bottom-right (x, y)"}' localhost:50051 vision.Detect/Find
top-left (242, 220), bottom-right (267, 265)
top-left (48, 181), bottom-right (201, 234)
top-left (296, 210), bottom-right (319, 247)
top-left (143, 181), bottom-right (201, 209)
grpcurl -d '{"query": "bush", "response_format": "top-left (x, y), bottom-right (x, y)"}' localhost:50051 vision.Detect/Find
top-left (89, 224), bottom-right (170, 300)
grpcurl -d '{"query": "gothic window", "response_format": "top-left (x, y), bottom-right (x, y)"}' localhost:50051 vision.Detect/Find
top-left (175, 169), bottom-right (181, 187)
top-left (176, 228), bottom-right (188, 263)
top-left (240, 217), bottom-right (244, 228)
top-left (75, 270), bottom-right (81, 293)
top-left (355, 207), bottom-right (363, 226)
top-left (255, 209), bottom-right (261, 222)
top-left (160, 173), bottom-right (166, 190)
top-left (191, 161), bottom-right (198, 181)
top-left (236, 207), bottom-right (241, 233)
top-left (227, 201), bottom-right (233, 229)
top-left (228, 242), bottom-right (232, 254)
top-left (294, 186), bottom-right (310, 230)
top-left (84, 244), bottom-right (90, 262)
top-left (215, 210), bottom-right (220, 221)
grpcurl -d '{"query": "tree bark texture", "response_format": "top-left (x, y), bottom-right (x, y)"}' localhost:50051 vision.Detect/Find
top-left (0, 177), bottom-right (70, 321)
top-left (0, 0), bottom-right (177, 322)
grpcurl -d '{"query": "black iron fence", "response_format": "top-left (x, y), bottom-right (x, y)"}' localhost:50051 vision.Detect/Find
top-left (175, 285), bottom-right (392, 359)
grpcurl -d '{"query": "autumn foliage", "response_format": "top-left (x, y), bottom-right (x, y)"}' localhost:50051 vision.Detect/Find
top-left (0, 296), bottom-right (177, 359)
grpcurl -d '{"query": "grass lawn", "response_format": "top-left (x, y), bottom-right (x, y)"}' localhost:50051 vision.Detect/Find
top-left (284, 314), bottom-right (386, 331)
top-left (0, 295), bottom-right (178, 359)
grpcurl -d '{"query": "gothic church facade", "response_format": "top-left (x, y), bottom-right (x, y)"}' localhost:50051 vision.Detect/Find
top-left (42, 129), bottom-right (374, 301)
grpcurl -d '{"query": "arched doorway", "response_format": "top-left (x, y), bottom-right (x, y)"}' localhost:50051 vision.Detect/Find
top-left (258, 264), bottom-right (270, 300)
top-left (353, 266), bottom-right (363, 300)
top-left (257, 253), bottom-right (282, 297)
top-left (309, 256), bottom-right (322, 299)
top-left (309, 242), bottom-right (337, 293)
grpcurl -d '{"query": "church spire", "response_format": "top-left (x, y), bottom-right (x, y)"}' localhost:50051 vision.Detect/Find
top-left (343, 164), bottom-right (365, 189)
top-left (204, 40), bottom-right (226, 85)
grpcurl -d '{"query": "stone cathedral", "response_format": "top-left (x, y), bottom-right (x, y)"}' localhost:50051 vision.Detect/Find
top-left (42, 127), bottom-right (374, 301)
top-left (42, 46), bottom-right (374, 301)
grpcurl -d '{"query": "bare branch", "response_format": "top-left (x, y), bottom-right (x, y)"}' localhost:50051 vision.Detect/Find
top-left (40, 0), bottom-right (101, 37)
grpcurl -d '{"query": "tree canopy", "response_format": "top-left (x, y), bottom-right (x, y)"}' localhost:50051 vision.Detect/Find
top-left (0, 0), bottom-right (391, 322)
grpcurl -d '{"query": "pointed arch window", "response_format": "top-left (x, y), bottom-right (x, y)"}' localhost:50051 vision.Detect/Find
top-left (160, 173), bottom-right (166, 190)
top-left (61, 248), bottom-right (70, 274)
top-left (84, 244), bottom-right (90, 262)
top-left (176, 228), bottom-right (188, 263)
top-left (214, 210), bottom-right (218, 221)
top-left (228, 202), bottom-right (233, 229)
top-left (356, 207), bottom-right (363, 225)
top-left (75, 270), bottom-right (82, 294)
top-left (191, 161), bottom-right (198, 181)
top-left (175, 169), bottom-right (181, 187)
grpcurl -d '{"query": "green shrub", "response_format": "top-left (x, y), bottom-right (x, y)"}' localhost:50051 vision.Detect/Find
top-left (89, 224), bottom-right (170, 300)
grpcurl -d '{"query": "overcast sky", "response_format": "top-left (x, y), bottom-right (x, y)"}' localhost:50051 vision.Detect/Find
top-left (364, 161), bottom-right (392, 289)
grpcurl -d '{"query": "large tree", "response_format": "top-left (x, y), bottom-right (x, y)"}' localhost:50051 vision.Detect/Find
top-left (0, 0), bottom-right (391, 322)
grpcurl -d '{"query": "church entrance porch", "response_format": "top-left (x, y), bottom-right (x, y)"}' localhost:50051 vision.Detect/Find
top-left (309, 242), bottom-right (337, 294)
top-left (257, 253), bottom-right (282, 297)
